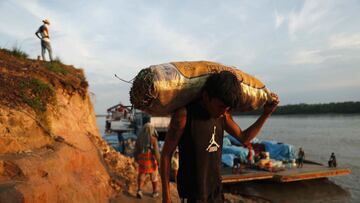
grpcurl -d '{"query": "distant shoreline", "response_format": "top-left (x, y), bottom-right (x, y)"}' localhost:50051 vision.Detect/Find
top-left (96, 114), bottom-right (107, 117)
top-left (96, 101), bottom-right (360, 117)
top-left (235, 101), bottom-right (360, 115)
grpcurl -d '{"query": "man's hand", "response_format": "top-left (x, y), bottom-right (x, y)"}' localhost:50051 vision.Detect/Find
top-left (263, 93), bottom-right (279, 115)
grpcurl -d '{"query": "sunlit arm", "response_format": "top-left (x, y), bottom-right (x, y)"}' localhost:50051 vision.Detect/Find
top-left (224, 93), bottom-right (279, 145)
top-left (224, 112), bottom-right (271, 145)
top-left (160, 107), bottom-right (187, 203)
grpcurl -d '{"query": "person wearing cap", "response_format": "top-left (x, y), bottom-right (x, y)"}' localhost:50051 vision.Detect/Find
top-left (35, 19), bottom-right (53, 61)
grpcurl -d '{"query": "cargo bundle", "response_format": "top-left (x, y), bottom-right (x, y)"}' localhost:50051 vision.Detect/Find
top-left (130, 61), bottom-right (273, 116)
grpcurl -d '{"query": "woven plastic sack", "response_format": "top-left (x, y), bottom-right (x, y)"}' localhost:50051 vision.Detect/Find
top-left (130, 61), bottom-right (273, 116)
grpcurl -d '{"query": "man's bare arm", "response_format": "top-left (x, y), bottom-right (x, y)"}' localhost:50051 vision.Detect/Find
top-left (160, 107), bottom-right (187, 203)
top-left (35, 30), bottom-right (42, 40)
top-left (224, 93), bottom-right (279, 145)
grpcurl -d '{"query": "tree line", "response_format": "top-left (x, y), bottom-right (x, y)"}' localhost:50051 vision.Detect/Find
top-left (235, 101), bottom-right (360, 115)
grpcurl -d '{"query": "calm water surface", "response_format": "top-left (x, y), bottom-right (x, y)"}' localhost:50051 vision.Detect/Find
top-left (233, 115), bottom-right (360, 203)
top-left (97, 115), bottom-right (360, 202)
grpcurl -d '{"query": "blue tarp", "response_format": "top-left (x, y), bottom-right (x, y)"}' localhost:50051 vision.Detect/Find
top-left (222, 154), bottom-right (235, 167)
top-left (223, 145), bottom-right (254, 163)
top-left (221, 135), bottom-right (296, 167)
top-left (225, 134), bottom-right (242, 146)
top-left (261, 140), bottom-right (296, 161)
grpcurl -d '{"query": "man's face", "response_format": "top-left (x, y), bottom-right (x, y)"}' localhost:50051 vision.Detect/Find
top-left (203, 93), bottom-right (230, 118)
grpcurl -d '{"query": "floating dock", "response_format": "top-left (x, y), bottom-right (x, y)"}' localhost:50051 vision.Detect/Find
top-left (221, 161), bottom-right (351, 183)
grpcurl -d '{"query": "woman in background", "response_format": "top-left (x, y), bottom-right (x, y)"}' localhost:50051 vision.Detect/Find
top-left (134, 117), bottom-right (160, 198)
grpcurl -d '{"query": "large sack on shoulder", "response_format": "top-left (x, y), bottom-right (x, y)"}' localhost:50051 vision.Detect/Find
top-left (130, 61), bottom-right (273, 116)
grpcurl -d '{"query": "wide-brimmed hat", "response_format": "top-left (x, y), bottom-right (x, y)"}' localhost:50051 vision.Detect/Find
top-left (42, 19), bottom-right (50, 24)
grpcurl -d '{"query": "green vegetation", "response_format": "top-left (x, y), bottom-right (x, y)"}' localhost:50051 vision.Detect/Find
top-left (19, 78), bottom-right (55, 112)
top-left (237, 101), bottom-right (360, 115)
top-left (0, 47), bottom-right (89, 133)
top-left (53, 56), bottom-right (63, 64)
top-left (275, 102), bottom-right (360, 115)
top-left (45, 60), bottom-right (69, 75)
top-left (1, 46), bottom-right (28, 59)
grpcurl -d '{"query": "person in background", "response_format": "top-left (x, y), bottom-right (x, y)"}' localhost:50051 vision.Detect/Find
top-left (117, 132), bottom-right (125, 154)
top-left (35, 19), bottom-right (53, 61)
top-left (328, 152), bottom-right (337, 167)
top-left (160, 71), bottom-right (279, 203)
top-left (171, 149), bottom-right (179, 183)
top-left (134, 116), bottom-right (161, 199)
top-left (232, 156), bottom-right (242, 174)
top-left (297, 147), bottom-right (305, 168)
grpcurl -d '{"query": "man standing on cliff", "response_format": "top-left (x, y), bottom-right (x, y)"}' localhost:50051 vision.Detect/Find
top-left (35, 19), bottom-right (53, 61)
top-left (160, 71), bottom-right (279, 203)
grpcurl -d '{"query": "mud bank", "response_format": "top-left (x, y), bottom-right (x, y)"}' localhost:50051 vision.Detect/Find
top-left (0, 49), bottom-right (137, 202)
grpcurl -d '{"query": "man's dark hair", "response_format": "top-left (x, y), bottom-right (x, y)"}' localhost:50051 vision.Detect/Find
top-left (203, 71), bottom-right (241, 108)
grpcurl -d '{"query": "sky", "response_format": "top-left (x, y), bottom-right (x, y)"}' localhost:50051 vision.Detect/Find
top-left (1, 0), bottom-right (360, 114)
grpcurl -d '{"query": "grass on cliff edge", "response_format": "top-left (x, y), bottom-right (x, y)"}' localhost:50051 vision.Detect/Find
top-left (1, 46), bottom-right (29, 59)
top-left (45, 58), bottom-right (70, 75)
top-left (0, 47), bottom-right (88, 101)
top-left (0, 47), bottom-right (88, 92)
top-left (0, 48), bottom-right (89, 131)
top-left (19, 78), bottom-right (55, 113)
top-left (1, 46), bottom-right (69, 75)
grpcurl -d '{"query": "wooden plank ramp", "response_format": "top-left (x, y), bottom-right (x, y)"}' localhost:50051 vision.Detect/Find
top-left (221, 163), bottom-right (351, 184)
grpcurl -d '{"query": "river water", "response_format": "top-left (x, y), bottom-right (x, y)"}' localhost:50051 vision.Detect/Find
top-left (96, 115), bottom-right (360, 203)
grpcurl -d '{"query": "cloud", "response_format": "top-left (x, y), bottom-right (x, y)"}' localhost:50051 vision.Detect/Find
top-left (290, 49), bottom-right (340, 65)
top-left (329, 33), bottom-right (360, 48)
top-left (275, 10), bottom-right (285, 29)
top-left (0, 1), bottom-right (38, 41)
top-left (138, 14), bottom-right (209, 60)
top-left (290, 49), bottom-right (323, 64)
top-left (288, 1), bottom-right (332, 38)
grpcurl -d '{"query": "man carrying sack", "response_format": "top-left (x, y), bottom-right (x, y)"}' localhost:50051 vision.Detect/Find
top-left (160, 71), bottom-right (279, 203)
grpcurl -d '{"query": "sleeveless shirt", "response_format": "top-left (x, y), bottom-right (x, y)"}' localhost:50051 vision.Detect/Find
top-left (177, 101), bottom-right (224, 201)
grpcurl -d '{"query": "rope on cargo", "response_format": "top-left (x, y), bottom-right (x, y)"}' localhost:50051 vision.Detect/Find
top-left (114, 74), bottom-right (134, 84)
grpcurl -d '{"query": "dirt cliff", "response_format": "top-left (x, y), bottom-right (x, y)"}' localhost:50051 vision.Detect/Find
top-left (0, 49), bottom-right (137, 202)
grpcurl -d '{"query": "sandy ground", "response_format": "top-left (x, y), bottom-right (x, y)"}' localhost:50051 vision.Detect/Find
top-left (111, 182), bottom-right (180, 203)
top-left (111, 180), bottom-right (270, 203)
